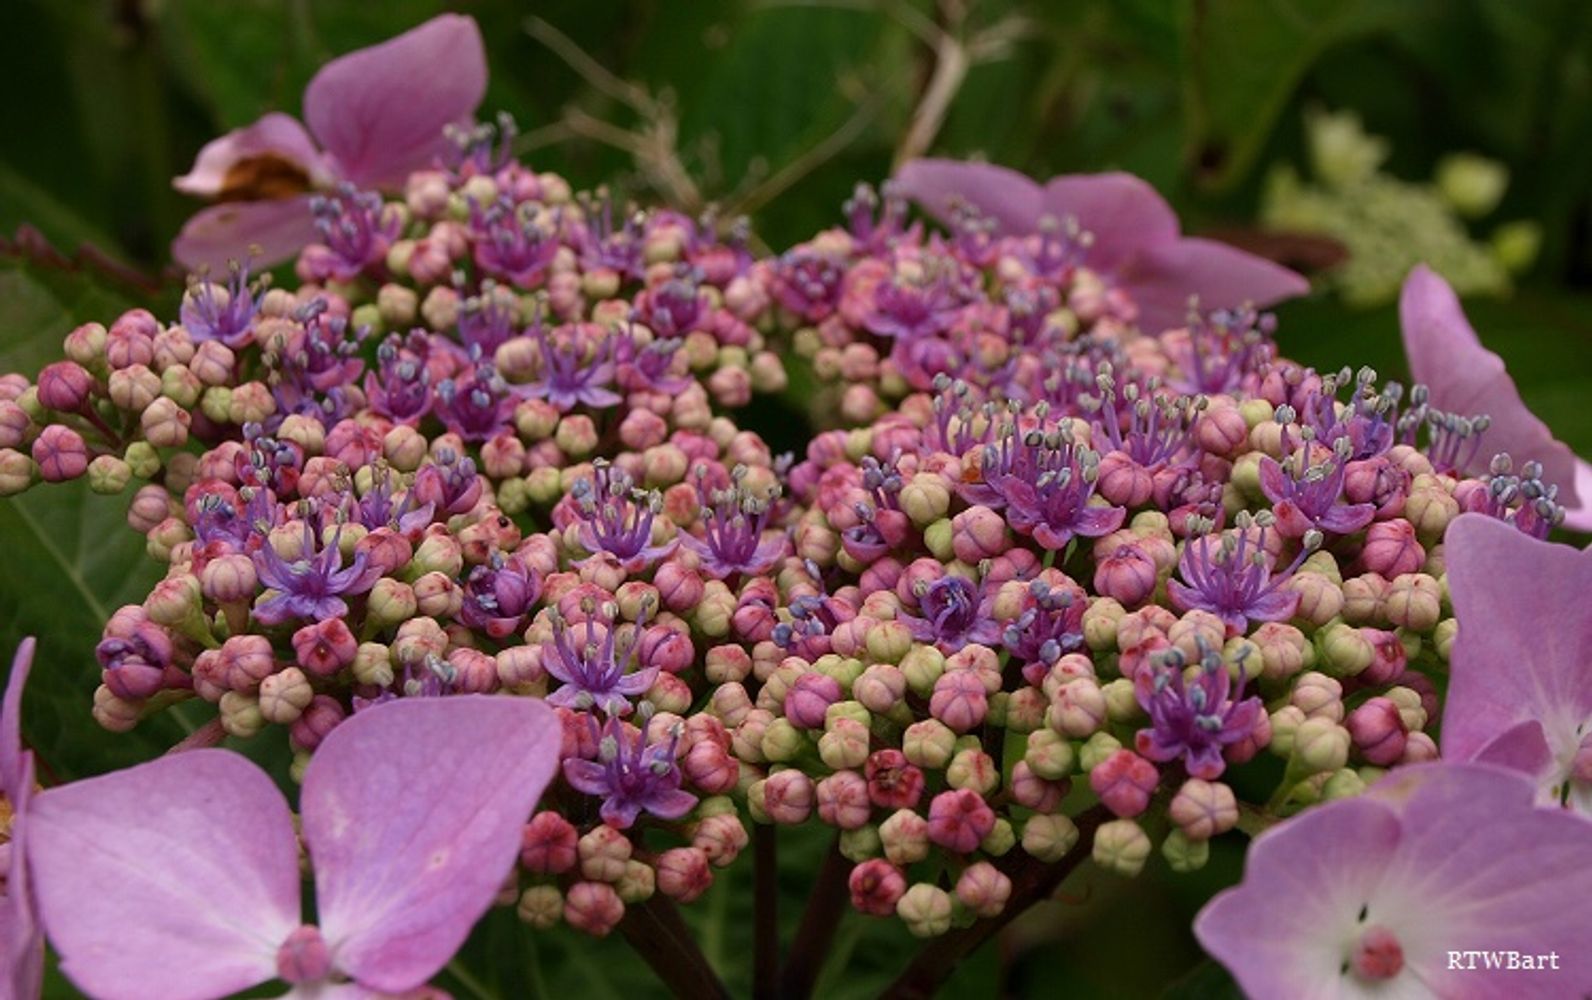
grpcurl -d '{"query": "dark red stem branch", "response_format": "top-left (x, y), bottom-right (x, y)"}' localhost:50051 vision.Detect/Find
top-left (753, 822), bottom-right (779, 999)
top-left (618, 893), bottom-right (732, 999)
top-left (777, 835), bottom-right (850, 999)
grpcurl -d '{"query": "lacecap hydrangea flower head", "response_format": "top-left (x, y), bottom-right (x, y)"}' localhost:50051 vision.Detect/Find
top-left (3, 10), bottom-right (1592, 997)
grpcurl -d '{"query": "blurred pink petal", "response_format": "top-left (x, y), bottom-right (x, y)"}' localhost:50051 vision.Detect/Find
top-left (1040, 172), bottom-right (1178, 271)
top-left (1400, 263), bottom-right (1584, 511)
top-left (304, 696), bottom-right (559, 993)
top-left (893, 158), bottom-right (1309, 333)
top-left (171, 195), bottom-right (319, 272)
top-left (1121, 236), bottom-right (1311, 336)
top-left (303, 14), bottom-right (486, 189)
top-left (173, 112), bottom-right (330, 197)
top-left (1, 636), bottom-right (35, 794)
top-left (1197, 763), bottom-right (1592, 998)
top-left (1442, 512), bottom-right (1592, 812)
top-left (28, 750), bottom-right (301, 1000)
top-left (2, 639), bottom-right (42, 1000)
top-left (891, 159), bottom-right (1042, 234)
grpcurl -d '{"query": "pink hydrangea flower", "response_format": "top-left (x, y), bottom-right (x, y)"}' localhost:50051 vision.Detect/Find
top-left (1196, 763), bottom-right (1592, 998)
top-left (1400, 264), bottom-right (1592, 530)
top-left (27, 695), bottom-right (558, 999)
top-left (1442, 512), bottom-right (1592, 813)
top-left (893, 158), bottom-right (1309, 333)
top-left (172, 15), bottom-right (486, 270)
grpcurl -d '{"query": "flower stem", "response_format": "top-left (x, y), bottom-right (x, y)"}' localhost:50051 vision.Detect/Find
top-left (753, 822), bottom-right (779, 999)
top-left (879, 803), bottom-right (1113, 999)
top-left (777, 835), bottom-right (851, 999)
top-left (618, 893), bottom-right (731, 999)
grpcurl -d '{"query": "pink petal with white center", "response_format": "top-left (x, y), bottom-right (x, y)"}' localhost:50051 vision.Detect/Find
top-left (892, 159), bottom-right (1044, 235)
top-left (173, 112), bottom-right (330, 197)
top-left (1441, 513), bottom-right (1592, 806)
top-left (303, 14), bottom-right (486, 189)
top-left (1118, 236), bottom-right (1311, 336)
top-left (1040, 172), bottom-right (1180, 272)
top-left (27, 750), bottom-right (301, 1000)
top-left (171, 195), bottom-right (320, 272)
top-left (1399, 263), bottom-right (1584, 509)
top-left (1195, 796), bottom-right (1401, 998)
top-left (303, 695), bottom-right (559, 993)
top-left (1198, 763), bottom-right (1592, 998)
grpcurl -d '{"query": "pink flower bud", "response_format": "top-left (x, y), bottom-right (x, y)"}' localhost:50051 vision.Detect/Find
top-left (1093, 543), bottom-right (1159, 607)
top-left (521, 811), bottom-right (579, 874)
top-left (951, 505), bottom-right (1010, 563)
top-left (200, 553), bottom-right (257, 604)
top-left (816, 770), bottom-right (872, 830)
top-left (865, 749), bottom-right (925, 810)
top-left (564, 881), bottom-right (625, 937)
top-left (682, 740), bottom-right (740, 795)
top-left (926, 788), bottom-right (996, 854)
top-left (32, 424), bottom-right (88, 482)
top-left (1346, 696), bottom-right (1408, 765)
top-left (763, 769), bottom-right (817, 824)
top-left (220, 634), bottom-right (277, 691)
top-left (655, 847), bottom-right (714, 903)
top-left (140, 397), bottom-right (191, 448)
top-left (1360, 520), bottom-right (1424, 578)
top-left (1089, 749), bottom-right (1159, 818)
top-left (37, 361), bottom-right (94, 412)
top-left (848, 859), bottom-right (907, 916)
top-left (929, 669), bottom-right (988, 733)
top-left (785, 672), bottom-right (843, 729)
top-left (1358, 627), bottom-right (1408, 685)
top-left (954, 861), bottom-right (1012, 919)
top-left (1168, 778), bottom-right (1239, 840)
top-left (853, 663), bottom-right (906, 714)
top-left (1095, 451), bottom-right (1154, 507)
top-left (258, 667), bottom-right (313, 724)
top-left (693, 813), bottom-right (750, 866)
top-left (1009, 760), bottom-right (1067, 812)
top-left (291, 619), bottom-right (358, 677)
top-left (1049, 678), bottom-right (1107, 738)
top-left (879, 808), bottom-right (930, 865)
top-left (579, 824), bottom-right (633, 882)
top-left (1194, 403), bottom-right (1247, 456)
top-left (289, 695), bottom-right (345, 750)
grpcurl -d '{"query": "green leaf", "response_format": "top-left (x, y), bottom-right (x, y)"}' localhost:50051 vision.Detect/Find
top-left (1183, 0), bottom-right (1417, 191)
top-left (1159, 958), bottom-right (1245, 1000)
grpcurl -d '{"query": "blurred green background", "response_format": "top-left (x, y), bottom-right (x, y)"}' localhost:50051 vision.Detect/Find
top-left (2, 0), bottom-right (1591, 996)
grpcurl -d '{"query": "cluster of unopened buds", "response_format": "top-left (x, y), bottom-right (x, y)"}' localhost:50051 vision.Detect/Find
top-left (5, 20), bottom-right (1592, 997)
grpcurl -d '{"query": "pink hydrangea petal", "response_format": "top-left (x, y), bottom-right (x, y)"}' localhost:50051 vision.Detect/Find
top-left (891, 158), bottom-right (1044, 234)
top-left (1441, 513), bottom-right (1592, 767)
top-left (171, 195), bottom-right (320, 272)
top-left (1566, 458), bottom-right (1592, 532)
top-left (303, 14), bottom-right (486, 189)
top-left (27, 750), bottom-right (301, 1000)
top-left (1199, 763), bottom-right (1592, 998)
top-left (3, 753), bottom-right (43, 1000)
top-left (1118, 236), bottom-right (1311, 335)
top-left (1399, 264), bottom-right (1583, 507)
top-left (1363, 763), bottom-right (1592, 995)
top-left (173, 112), bottom-right (330, 196)
top-left (1195, 796), bottom-right (1402, 998)
top-left (304, 695), bottom-right (559, 993)
top-left (1, 637), bottom-right (35, 796)
top-left (1040, 172), bottom-right (1180, 271)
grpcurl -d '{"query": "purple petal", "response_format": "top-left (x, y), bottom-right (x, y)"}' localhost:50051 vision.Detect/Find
top-left (1400, 264), bottom-right (1582, 506)
top-left (1119, 236), bottom-right (1310, 335)
top-left (1316, 502), bottom-right (1376, 535)
top-left (1040, 172), bottom-right (1180, 271)
top-left (171, 196), bottom-right (319, 272)
top-left (4, 754), bottom-right (42, 1000)
top-left (1568, 459), bottom-right (1592, 532)
top-left (28, 750), bottom-right (300, 1000)
top-left (173, 112), bottom-right (330, 197)
top-left (641, 788), bottom-right (699, 821)
top-left (1441, 513), bottom-right (1592, 773)
top-left (1, 637), bottom-right (35, 797)
top-left (1245, 587), bottom-right (1300, 624)
top-left (1073, 504), bottom-right (1127, 538)
top-left (562, 758), bottom-right (610, 797)
top-left (892, 158), bottom-right (1044, 234)
top-left (1256, 457), bottom-right (1289, 504)
top-left (304, 695), bottom-right (559, 993)
top-left (303, 15), bottom-right (486, 189)
top-left (598, 797), bottom-right (644, 830)
top-left (1472, 719), bottom-right (1555, 781)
